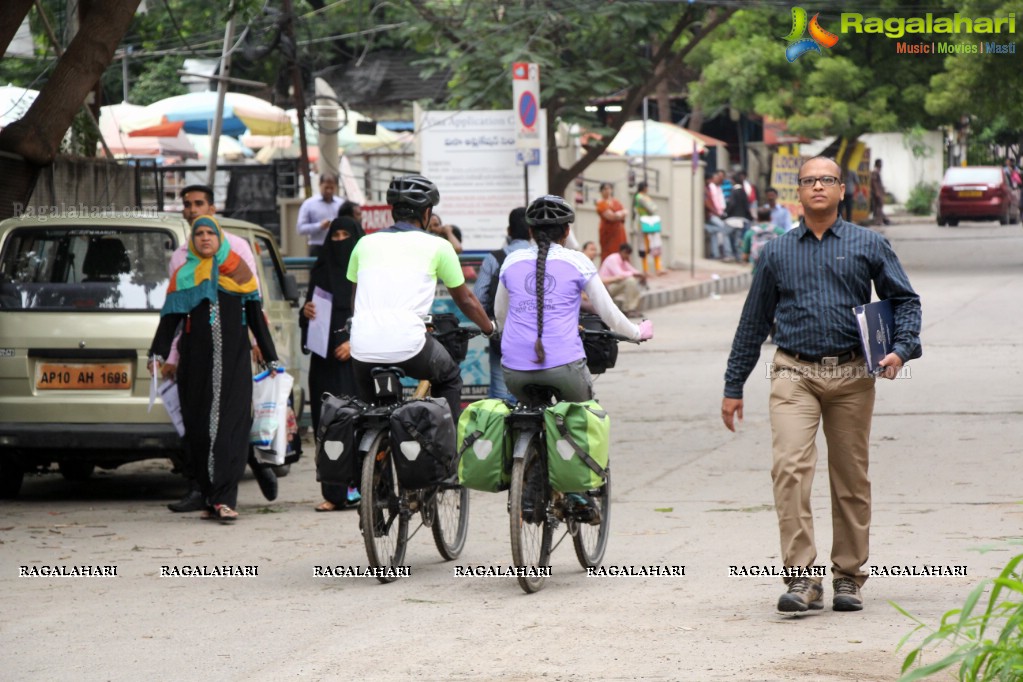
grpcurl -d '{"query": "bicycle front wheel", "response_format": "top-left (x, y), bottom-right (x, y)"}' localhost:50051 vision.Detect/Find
top-left (508, 436), bottom-right (552, 594)
top-left (360, 431), bottom-right (408, 583)
top-left (572, 471), bottom-right (611, 569)
top-left (430, 485), bottom-right (470, 560)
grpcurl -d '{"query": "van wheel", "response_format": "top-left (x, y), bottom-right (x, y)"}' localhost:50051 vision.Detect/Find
top-left (59, 461), bottom-right (95, 481)
top-left (936, 216), bottom-right (946, 226)
top-left (947, 218), bottom-right (959, 227)
top-left (0, 457), bottom-right (24, 498)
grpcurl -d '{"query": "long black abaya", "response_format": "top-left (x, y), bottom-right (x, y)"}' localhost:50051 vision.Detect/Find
top-left (153, 293), bottom-right (277, 508)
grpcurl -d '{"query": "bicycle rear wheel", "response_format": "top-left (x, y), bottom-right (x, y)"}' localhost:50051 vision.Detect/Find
top-left (430, 485), bottom-right (470, 560)
top-left (508, 436), bottom-right (552, 594)
top-left (360, 431), bottom-right (409, 583)
top-left (572, 471), bottom-right (612, 569)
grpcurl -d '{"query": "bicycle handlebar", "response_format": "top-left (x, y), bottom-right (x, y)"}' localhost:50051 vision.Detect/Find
top-left (579, 327), bottom-right (642, 345)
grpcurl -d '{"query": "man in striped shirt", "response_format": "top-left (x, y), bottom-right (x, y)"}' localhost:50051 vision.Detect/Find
top-left (721, 156), bottom-right (922, 615)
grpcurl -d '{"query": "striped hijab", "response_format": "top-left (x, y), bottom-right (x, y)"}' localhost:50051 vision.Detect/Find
top-left (161, 216), bottom-right (259, 316)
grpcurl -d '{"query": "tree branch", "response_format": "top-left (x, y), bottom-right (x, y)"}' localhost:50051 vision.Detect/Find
top-left (0, 0), bottom-right (142, 166)
top-left (0, 0), bottom-right (33, 57)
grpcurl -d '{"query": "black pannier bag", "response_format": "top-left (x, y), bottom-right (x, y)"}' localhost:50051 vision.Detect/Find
top-left (389, 397), bottom-right (458, 490)
top-left (430, 312), bottom-right (470, 364)
top-left (579, 313), bottom-right (618, 374)
top-left (315, 394), bottom-right (368, 485)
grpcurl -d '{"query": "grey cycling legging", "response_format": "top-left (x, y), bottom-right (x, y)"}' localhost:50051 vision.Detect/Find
top-left (503, 357), bottom-right (593, 403)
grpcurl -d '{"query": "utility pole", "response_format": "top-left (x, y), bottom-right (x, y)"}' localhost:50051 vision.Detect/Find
top-left (206, 3), bottom-right (237, 187)
top-left (282, 0), bottom-right (312, 197)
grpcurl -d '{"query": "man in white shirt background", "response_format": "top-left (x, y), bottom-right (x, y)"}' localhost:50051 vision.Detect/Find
top-left (297, 174), bottom-right (342, 257)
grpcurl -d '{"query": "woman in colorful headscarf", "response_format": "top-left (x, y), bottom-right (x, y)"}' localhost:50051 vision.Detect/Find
top-left (301, 216), bottom-right (365, 511)
top-left (149, 216), bottom-right (279, 523)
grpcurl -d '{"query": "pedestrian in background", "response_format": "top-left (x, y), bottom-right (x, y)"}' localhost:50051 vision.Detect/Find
top-left (869, 159), bottom-right (890, 226)
top-left (150, 217), bottom-right (281, 523)
top-left (597, 242), bottom-right (646, 317)
top-left (164, 184), bottom-right (278, 511)
top-left (632, 181), bottom-right (665, 276)
top-left (596, 181), bottom-right (627, 263)
top-left (297, 175), bottom-right (342, 257)
top-left (704, 171), bottom-right (735, 261)
top-left (721, 156), bottom-right (921, 614)
top-left (473, 207), bottom-right (529, 401)
top-left (304, 216), bottom-right (365, 512)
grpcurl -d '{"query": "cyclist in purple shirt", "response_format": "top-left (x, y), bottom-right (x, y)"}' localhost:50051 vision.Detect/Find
top-left (494, 195), bottom-right (653, 402)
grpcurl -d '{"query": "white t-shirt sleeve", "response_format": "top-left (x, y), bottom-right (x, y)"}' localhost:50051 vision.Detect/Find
top-left (583, 277), bottom-right (641, 340)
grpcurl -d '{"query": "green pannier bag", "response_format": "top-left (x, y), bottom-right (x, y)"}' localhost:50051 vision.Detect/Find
top-left (544, 400), bottom-right (610, 493)
top-left (457, 399), bottom-right (512, 492)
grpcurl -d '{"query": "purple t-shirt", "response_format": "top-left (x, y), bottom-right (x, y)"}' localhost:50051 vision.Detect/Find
top-left (499, 244), bottom-right (597, 371)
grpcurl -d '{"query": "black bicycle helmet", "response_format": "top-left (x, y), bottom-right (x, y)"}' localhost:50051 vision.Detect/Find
top-left (386, 174), bottom-right (440, 209)
top-left (525, 195), bottom-right (574, 226)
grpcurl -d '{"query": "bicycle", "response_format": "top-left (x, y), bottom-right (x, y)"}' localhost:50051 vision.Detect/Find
top-left (506, 325), bottom-right (640, 594)
top-left (357, 318), bottom-right (482, 583)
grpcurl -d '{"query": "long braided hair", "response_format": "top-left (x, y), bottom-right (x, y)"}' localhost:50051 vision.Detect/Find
top-left (524, 195), bottom-right (575, 364)
top-left (531, 223), bottom-right (567, 364)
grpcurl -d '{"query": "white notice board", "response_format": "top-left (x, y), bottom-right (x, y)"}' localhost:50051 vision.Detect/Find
top-left (418, 109), bottom-right (548, 250)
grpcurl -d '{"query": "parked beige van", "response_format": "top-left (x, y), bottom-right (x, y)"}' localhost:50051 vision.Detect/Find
top-left (0, 212), bottom-right (302, 497)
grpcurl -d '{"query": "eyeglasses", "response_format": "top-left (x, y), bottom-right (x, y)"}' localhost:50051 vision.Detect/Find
top-left (797, 175), bottom-right (841, 187)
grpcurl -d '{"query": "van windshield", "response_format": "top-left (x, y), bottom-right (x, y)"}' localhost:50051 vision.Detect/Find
top-left (0, 227), bottom-right (177, 311)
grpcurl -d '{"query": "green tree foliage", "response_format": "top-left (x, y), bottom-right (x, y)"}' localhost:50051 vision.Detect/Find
top-left (126, 55), bottom-right (187, 105)
top-left (400, 0), bottom-right (734, 194)
top-left (690, 3), bottom-right (946, 141)
top-left (925, 0), bottom-right (1023, 150)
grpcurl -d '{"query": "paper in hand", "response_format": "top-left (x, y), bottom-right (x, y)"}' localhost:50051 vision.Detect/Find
top-left (148, 358), bottom-right (159, 412)
top-left (308, 286), bottom-right (333, 359)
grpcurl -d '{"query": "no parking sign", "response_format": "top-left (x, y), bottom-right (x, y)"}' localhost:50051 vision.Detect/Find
top-left (512, 62), bottom-right (541, 151)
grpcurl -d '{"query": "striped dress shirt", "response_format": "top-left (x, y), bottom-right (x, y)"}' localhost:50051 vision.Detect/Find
top-left (724, 217), bottom-right (921, 399)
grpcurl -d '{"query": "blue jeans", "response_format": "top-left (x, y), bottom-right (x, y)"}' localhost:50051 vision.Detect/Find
top-left (488, 343), bottom-right (515, 403)
top-left (704, 216), bottom-right (735, 259)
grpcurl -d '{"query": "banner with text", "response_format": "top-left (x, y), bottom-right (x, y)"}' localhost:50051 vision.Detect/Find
top-left (418, 109), bottom-right (548, 250)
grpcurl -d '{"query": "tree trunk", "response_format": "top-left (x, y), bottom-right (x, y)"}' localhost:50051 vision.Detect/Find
top-left (0, 0), bottom-right (33, 56)
top-left (0, 0), bottom-right (140, 167)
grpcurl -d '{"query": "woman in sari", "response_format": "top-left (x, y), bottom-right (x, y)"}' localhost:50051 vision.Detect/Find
top-left (301, 216), bottom-right (365, 511)
top-left (150, 216), bottom-right (279, 523)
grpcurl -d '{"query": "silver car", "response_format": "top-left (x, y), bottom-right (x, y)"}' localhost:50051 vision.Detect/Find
top-left (0, 213), bottom-right (303, 497)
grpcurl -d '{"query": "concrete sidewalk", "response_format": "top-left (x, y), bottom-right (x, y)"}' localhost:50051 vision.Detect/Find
top-left (639, 258), bottom-right (753, 311)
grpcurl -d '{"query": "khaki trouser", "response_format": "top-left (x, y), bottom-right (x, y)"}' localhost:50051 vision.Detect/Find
top-left (605, 277), bottom-right (641, 312)
top-left (769, 349), bottom-right (876, 587)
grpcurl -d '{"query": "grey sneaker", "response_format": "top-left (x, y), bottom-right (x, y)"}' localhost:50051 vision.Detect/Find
top-left (833, 578), bottom-right (863, 611)
top-left (777, 577), bottom-right (824, 613)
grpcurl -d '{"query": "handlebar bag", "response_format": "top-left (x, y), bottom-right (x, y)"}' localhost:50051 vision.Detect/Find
top-left (457, 398), bottom-right (512, 492)
top-left (579, 313), bottom-right (618, 375)
top-left (544, 399), bottom-right (610, 493)
top-left (315, 393), bottom-right (367, 486)
top-left (389, 397), bottom-right (457, 490)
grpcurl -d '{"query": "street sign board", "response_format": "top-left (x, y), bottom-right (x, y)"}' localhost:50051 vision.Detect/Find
top-left (515, 148), bottom-right (541, 166)
top-left (512, 62), bottom-right (541, 150)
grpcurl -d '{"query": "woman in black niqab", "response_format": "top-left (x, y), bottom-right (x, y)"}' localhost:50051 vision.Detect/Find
top-left (300, 215), bottom-right (364, 510)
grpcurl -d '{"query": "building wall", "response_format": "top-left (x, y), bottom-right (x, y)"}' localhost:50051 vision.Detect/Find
top-left (568, 155), bottom-right (704, 267)
top-left (802, 131), bottom-right (944, 205)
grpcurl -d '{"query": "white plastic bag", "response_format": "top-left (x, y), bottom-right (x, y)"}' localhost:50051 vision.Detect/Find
top-left (250, 370), bottom-right (294, 466)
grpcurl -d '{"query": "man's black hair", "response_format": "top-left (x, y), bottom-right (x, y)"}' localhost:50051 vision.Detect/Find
top-left (508, 207), bottom-right (529, 241)
top-left (619, 242), bottom-right (633, 254)
top-left (181, 184), bottom-right (214, 203)
top-left (339, 200), bottom-right (360, 218)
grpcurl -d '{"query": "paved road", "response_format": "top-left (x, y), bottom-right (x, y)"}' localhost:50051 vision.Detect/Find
top-left (2, 219), bottom-right (1022, 681)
